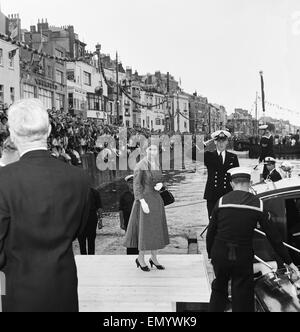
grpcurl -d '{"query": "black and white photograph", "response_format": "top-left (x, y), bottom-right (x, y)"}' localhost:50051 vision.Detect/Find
top-left (1, 0), bottom-right (300, 316)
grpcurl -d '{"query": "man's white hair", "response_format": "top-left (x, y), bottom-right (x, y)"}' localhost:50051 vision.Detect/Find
top-left (8, 99), bottom-right (50, 143)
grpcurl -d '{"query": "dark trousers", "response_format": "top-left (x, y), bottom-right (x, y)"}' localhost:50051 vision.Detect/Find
top-left (209, 243), bottom-right (255, 312)
top-left (79, 218), bottom-right (97, 255)
top-left (79, 233), bottom-right (96, 255)
top-left (207, 200), bottom-right (218, 219)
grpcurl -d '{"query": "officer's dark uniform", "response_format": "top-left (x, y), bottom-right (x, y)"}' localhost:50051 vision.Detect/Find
top-left (204, 150), bottom-right (239, 218)
top-left (264, 169), bottom-right (282, 183)
top-left (259, 135), bottom-right (275, 162)
top-left (207, 191), bottom-right (293, 312)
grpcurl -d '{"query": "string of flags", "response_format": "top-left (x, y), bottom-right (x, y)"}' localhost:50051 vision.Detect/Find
top-left (257, 96), bottom-right (299, 116)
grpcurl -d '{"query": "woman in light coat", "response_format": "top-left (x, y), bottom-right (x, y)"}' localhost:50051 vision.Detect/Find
top-left (124, 145), bottom-right (170, 272)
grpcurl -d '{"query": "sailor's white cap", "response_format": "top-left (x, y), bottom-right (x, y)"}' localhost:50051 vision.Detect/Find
top-left (228, 167), bottom-right (252, 180)
top-left (259, 124), bottom-right (269, 130)
top-left (264, 157), bottom-right (276, 164)
top-left (211, 130), bottom-right (231, 141)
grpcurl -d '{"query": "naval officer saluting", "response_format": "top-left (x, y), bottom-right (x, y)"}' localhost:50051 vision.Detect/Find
top-left (204, 130), bottom-right (239, 219)
top-left (207, 167), bottom-right (299, 312)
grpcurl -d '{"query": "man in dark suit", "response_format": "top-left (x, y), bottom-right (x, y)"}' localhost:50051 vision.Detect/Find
top-left (204, 130), bottom-right (240, 219)
top-left (78, 188), bottom-right (102, 255)
top-left (0, 99), bottom-right (90, 312)
top-left (263, 157), bottom-right (282, 183)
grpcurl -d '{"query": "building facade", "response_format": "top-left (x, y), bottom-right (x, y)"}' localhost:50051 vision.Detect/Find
top-left (227, 108), bottom-right (257, 137)
top-left (67, 60), bottom-right (108, 121)
top-left (0, 39), bottom-right (20, 111)
top-left (20, 21), bottom-right (68, 111)
top-left (171, 92), bottom-right (190, 133)
top-left (139, 90), bottom-right (166, 132)
top-left (189, 92), bottom-right (209, 133)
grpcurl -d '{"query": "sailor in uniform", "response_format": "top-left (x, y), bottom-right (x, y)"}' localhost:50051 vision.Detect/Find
top-left (263, 157), bottom-right (282, 183)
top-left (207, 167), bottom-right (299, 312)
top-left (204, 130), bottom-right (240, 219)
top-left (259, 125), bottom-right (275, 179)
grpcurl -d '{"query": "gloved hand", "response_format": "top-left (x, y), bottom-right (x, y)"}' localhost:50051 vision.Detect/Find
top-left (140, 199), bottom-right (150, 214)
top-left (154, 183), bottom-right (163, 192)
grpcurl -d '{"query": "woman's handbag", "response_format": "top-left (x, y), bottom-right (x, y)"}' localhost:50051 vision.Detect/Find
top-left (160, 187), bottom-right (175, 207)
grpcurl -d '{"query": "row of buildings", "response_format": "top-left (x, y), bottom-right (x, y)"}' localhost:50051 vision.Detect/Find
top-left (0, 10), bottom-right (241, 134)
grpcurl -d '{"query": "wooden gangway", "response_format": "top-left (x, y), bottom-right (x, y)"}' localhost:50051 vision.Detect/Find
top-left (75, 255), bottom-right (211, 312)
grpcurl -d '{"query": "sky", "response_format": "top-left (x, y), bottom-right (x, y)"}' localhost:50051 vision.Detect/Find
top-left (2, 0), bottom-right (300, 124)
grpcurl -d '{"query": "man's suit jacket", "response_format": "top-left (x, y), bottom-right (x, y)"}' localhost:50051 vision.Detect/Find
top-left (0, 150), bottom-right (90, 312)
top-left (204, 150), bottom-right (239, 202)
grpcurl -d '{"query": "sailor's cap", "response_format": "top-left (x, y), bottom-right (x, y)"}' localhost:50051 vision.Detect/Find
top-left (259, 124), bottom-right (269, 130)
top-left (125, 175), bottom-right (134, 182)
top-left (228, 167), bottom-right (252, 180)
top-left (264, 157), bottom-right (276, 164)
top-left (211, 130), bottom-right (231, 141)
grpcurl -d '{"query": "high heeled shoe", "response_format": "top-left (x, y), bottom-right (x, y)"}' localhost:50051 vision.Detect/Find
top-left (149, 259), bottom-right (165, 270)
top-left (136, 259), bottom-right (150, 272)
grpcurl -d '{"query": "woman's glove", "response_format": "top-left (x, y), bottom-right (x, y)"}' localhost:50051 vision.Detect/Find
top-left (154, 183), bottom-right (163, 192)
top-left (140, 199), bottom-right (150, 214)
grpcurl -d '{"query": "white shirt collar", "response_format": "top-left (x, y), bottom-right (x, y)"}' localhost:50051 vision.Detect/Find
top-left (20, 147), bottom-right (48, 158)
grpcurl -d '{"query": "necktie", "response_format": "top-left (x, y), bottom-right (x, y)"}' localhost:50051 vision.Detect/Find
top-left (219, 153), bottom-right (223, 165)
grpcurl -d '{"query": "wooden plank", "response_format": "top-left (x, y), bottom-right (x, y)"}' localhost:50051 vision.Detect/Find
top-left (76, 255), bottom-right (211, 312)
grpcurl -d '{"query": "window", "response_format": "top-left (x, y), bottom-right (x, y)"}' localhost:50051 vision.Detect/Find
top-left (47, 66), bottom-right (53, 79)
top-left (56, 93), bottom-right (65, 111)
top-left (9, 54), bottom-right (14, 68)
top-left (56, 70), bottom-right (64, 85)
top-left (0, 85), bottom-right (4, 104)
top-left (126, 120), bottom-right (130, 127)
top-left (10, 87), bottom-right (15, 104)
top-left (156, 118), bottom-right (161, 126)
top-left (87, 94), bottom-right (100, 111)
top-left (0, 49), bottom-right (3, 65)
top-left (67, 70), bottom-right (75, 82)
top-left (23, 84), bottom-right (35, 99)
top-left (38, 88), bottom-right (53, 110)
top-left (84, 71), bottom-right (91, 86)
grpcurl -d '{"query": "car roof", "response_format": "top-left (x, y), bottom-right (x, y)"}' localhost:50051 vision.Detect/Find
top-left (252, 178), bottom-right (300, 199)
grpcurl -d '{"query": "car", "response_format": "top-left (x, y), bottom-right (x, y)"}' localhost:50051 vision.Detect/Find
top-left (250, 178), bottom-right (300, 312)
